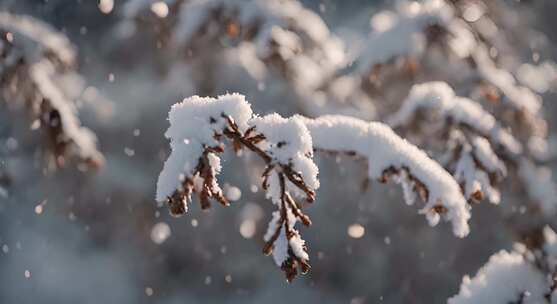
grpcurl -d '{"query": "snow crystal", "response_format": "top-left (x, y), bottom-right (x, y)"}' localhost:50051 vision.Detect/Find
top-left (98, 0), bottom-right (114, 14)
top-left (151, 2), bottom-right (169, 18)
top-left (239, 219), bottom-right (256, 239)
top-left (150, 222), bottom-right (171, 244)
top-left (122, 0), bottom-right (176, 19)
top-left (347, 224), bottom-right (365, 239)
top-left (224, 185), bottom-right (242, 202)
top-left (34, 204), bottom-right (43, 215)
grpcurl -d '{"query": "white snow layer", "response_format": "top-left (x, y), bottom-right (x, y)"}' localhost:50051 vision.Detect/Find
top-left (250, 113), bottom-right (319, 201)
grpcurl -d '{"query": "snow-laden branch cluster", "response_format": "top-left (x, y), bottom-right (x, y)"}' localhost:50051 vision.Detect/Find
top-left (156, 93), bottom-right (470, 280)
top-left (390, 82), bottom-right (557, 214)
top-left (357, 1), bottom-right (551, 158)
top-left (120, 0), bottom-right (374, 118)
top-left (0, 12), bottom-right (103, 169)
top-left (122, 0), bottom-right (344, 87)
top-left (359, 0), bottom-right (475, 82)
top-left (450, 226), bottom-right (557, 304)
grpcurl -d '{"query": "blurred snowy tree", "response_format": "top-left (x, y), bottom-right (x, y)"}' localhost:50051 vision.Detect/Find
top-left (0, 12), bottom-right (103, 171)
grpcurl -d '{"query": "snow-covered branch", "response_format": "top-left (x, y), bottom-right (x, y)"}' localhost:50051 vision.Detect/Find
top-left (298, 114), bottom-right (470, 236)
top-left (390, 82), bottom-right (557, 214)
top-left (389, 82), bottom-right (515, 204)
top-left (156, 93), bottom-right (471, 281)
top-left (0, 12), bottom-right (104, 169)
top-left (156, 93), bottom-right (318, 281)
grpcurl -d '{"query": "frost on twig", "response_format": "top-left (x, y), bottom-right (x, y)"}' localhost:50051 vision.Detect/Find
top-left (0, 12), bottom-right (104, 170)
top-left (156, 93), bottom-right (471, 281)
top-left (390, 82), bottom-right (557, 214)
top-left (449, 226), bottom-right (557, 304)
